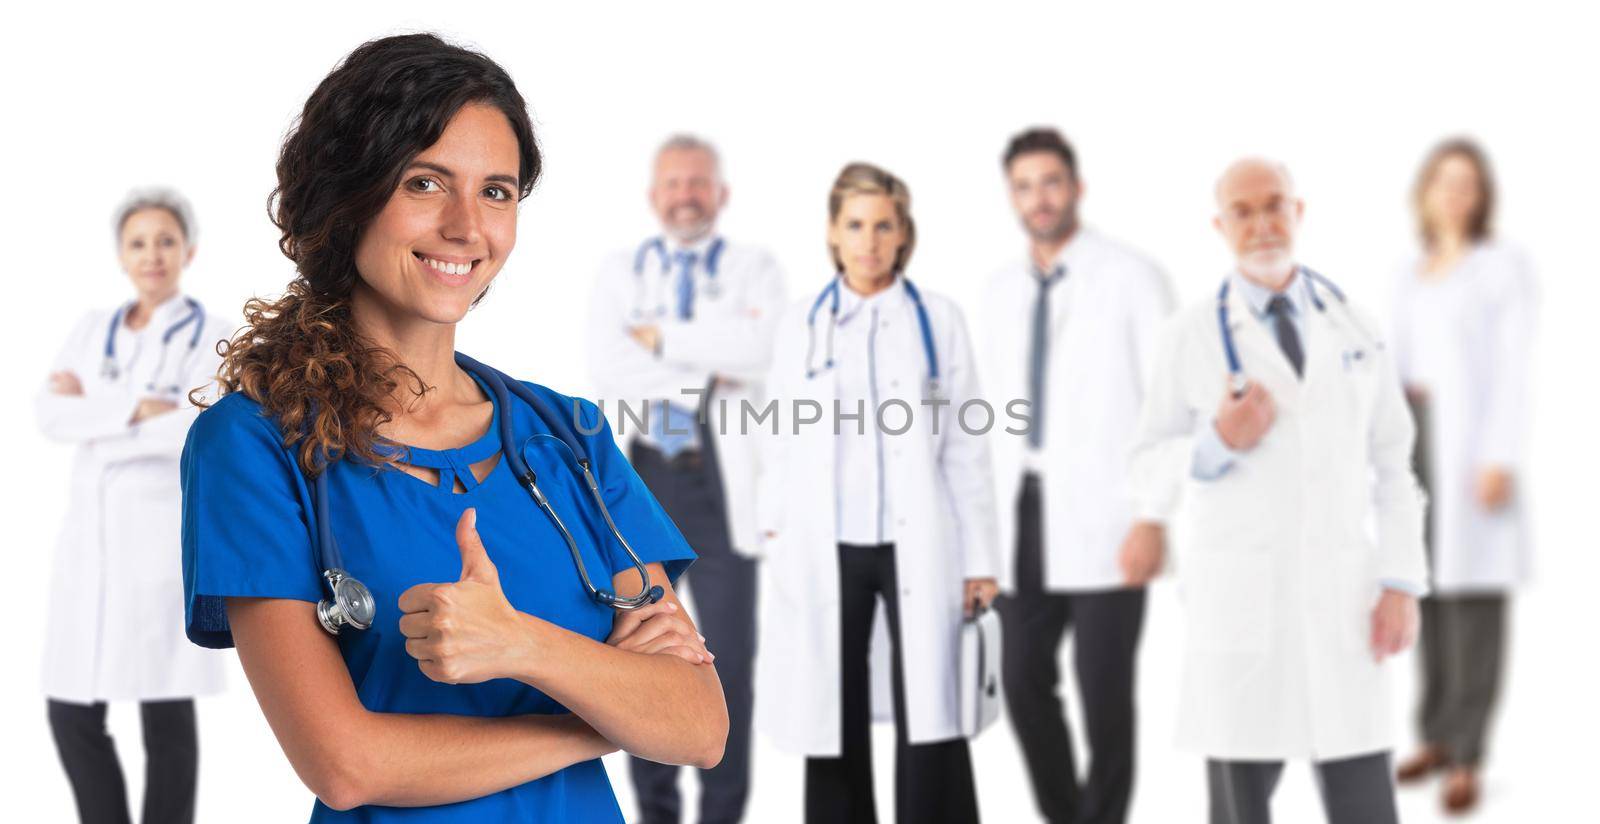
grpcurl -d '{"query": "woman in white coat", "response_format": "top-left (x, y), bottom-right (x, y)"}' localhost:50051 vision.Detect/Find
top-left (756, 163), bottom-right (999, 823)
top-left (38, 188), bottom-right (228, 824)
top-left (1391, 139), bottom-right (1535, 814)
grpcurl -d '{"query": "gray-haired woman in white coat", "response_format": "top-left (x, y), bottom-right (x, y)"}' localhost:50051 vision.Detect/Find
top-left (38, 189), bottom-right (228, 823)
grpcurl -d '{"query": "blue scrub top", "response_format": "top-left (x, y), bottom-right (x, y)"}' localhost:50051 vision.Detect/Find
top-left (181, 376), bottom-right (695, 823)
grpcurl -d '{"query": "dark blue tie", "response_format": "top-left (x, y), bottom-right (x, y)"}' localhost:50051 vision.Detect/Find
top-left (673, 250), bottom-right (698, 320)
top-left (1027, 265), bottom-right (1067, 449)
top-left (1266, 294), bottom-right (1304, 378)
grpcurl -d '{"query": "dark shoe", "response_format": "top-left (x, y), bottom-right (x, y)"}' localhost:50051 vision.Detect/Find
top-left (1442, 768), bottom-right (1480, 815)
top-left (1396, 744), bottom-right (1447, 784)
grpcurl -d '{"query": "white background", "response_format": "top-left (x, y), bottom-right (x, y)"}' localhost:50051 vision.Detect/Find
top-left (4, 1), bottom-right (1596, 821)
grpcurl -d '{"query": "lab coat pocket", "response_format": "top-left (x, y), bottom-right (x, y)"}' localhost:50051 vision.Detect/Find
top-left (1180, 549), bottom-right (1272, 654)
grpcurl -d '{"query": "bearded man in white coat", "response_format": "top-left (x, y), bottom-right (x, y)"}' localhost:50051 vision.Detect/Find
top-left (980, 127), bottom-right (1173, 824)
top-left (1125, 158), bottom-right (1427, 824)
top-left (587, 134), bottom-right (786, 824)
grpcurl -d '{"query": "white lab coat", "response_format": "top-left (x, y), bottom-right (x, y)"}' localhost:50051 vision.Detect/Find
top-left (587, 237), bottom-right (787, 557)
top-left (754, 276), bottom-right (999, 754)
top-left (37, 294), bottom-right (230, 704)
top-left (1391, 242), bottom-right (1536, 592)
top-left (1128, 272), bottom-right (1427, 760)
top-left (979, 228), bottom-right (1173, 591)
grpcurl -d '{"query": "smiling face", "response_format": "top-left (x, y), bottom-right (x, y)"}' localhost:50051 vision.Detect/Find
top-left (118, 207), bottom-right (193, 305)
top-left (828, 192), bottom-right (907, 285)
top-left (1213, 159), bottom-right (1303, 288)
top-left (1007, 150), bottom-right (1080, 243)
top-left (650, 146), bottom-right (726, 243)
top-left (351, 102), bottom-right (522, 327)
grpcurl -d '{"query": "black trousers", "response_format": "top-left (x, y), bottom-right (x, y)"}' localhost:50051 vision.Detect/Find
top-left (1406, 393), bottom-right (1509, 768)
top-left (804, 543), bottom-right (979, 824)
top-left (47, 698), bottom-right (198, 824)
top-left (994, 473), bottom-right (1145, 824)
top-left (628, 438), bottom-right (757, 824)
top-left (1206, 753), bottom-right (1398, 824)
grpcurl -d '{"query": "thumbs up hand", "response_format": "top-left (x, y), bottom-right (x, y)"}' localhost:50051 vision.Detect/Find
top-left (399, 509), bottom-right (533, 684)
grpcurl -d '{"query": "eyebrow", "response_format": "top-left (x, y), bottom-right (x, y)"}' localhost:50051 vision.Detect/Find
top-left (407, 161), bottom-right (519, 188)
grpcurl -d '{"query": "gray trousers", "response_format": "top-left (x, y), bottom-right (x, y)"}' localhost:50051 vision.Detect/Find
top-left (1417, 594), bottom-right (1507, 766)
top-left (1407, 392), bottom-right (1509, 767)
top-left (1206, 753), bottom-right (1398, 824)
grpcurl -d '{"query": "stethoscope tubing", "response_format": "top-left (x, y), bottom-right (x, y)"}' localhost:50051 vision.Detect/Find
top-left (1217, 266), bottom-right (1376, 394)
top-left (632, 236), bottom-right (726, 319)
top-left (311, 353), bottom-right (665, 631)
top-left (101, 297), bottom-right (206, 392)
top-left (804, 275), bottom-right (940, 394)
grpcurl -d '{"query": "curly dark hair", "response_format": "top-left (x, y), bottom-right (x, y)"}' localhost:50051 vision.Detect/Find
top-left (206, 33), bottom-right (541, 474)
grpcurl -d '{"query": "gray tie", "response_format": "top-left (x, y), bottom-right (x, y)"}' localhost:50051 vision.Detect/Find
top-left (1027, 265), bottom-right (1067, 449)
top-left (1266, 294), bottom-right (1304, 378)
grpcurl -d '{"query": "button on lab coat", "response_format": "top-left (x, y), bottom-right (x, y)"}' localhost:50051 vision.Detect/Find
top-left (1128, 273), bottom-right (1427, 760)
top-left (1392, 242), bottom-right (1536, 592)
top-left (754, 277), bottom-right (999, 755)
top-left (979, 228), bottom-right (1173, 591)
top-left (587, 237), bottom-right (787, 557)
top-left (37, 295), bottom-right (230, 703)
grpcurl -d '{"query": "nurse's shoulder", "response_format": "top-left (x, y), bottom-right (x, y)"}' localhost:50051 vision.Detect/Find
top-left (182, 391), bottom-right (300, 482)
top-left (511, 379), bottom-right (611, 440)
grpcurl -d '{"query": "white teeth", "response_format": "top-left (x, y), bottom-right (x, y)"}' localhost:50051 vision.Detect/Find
top-left (422, 257), bottom-right (472, 276)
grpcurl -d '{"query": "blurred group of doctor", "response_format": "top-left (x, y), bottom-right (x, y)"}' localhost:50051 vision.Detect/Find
top-left (39, 128), bottom-right (1532, 824)
top-left (577, 129), bottom-right (1533, 824)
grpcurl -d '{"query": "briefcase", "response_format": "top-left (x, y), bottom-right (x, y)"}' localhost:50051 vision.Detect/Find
top-left (959, 605), bottom-right (1003, 738)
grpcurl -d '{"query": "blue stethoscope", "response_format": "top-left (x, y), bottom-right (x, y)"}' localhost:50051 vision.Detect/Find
top-left (632, 235), bottom-right (726, 318)
top-left (311, 353), bottom-right (666, 636)
top-left (101, 297), bottom-right (206, 393)
top-left (1216, 266), bottom-right (1379, 396)
top-left (804, 275), bottom-right (942, 402)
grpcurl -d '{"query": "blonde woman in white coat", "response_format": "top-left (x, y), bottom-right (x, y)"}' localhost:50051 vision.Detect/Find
top-left (756, 163), bottom-right (999, 823)
top-left (1391, 139), bottom-right (1535, 815)
top-left (38, 189), bottom-right (228, 824)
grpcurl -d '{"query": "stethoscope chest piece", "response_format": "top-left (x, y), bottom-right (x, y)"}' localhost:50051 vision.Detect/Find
top-left (317, 568), bottom-right (375, 635)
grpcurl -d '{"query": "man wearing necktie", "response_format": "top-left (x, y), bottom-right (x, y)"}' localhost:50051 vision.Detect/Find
top-left (1127, 158), bottom-right (1427, 824)
top-left (587, 134), bottom-right (787, 824)
top-left (979, 128), bottom-right (1174, 824)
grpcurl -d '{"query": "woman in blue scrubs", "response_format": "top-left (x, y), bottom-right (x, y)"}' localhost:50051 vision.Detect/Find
top-left (180, 34), bottom-right (728, 822)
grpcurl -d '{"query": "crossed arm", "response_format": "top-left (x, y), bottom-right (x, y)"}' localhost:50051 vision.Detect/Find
top-left (228, 557), bottom-right (727, 811)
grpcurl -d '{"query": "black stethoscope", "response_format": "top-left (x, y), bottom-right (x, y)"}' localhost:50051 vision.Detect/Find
top-left (804, 275), bottom-right (942, 402)
top-left (632, 235), bottom-right (727, 318)
top-left (1216, 266), bottom-right (1379, 396)
top-left (312, 353), bottom-right (666, 636)
top-left (101, 297), bottom-right (206, 393)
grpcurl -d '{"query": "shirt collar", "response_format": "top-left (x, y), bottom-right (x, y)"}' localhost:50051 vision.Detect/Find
top-left (662, 232), bottom-right (718, 260)
top-left (1232, 267), bottom-right (1307, 320)
top-left (836, 274), bottom-right (905, 324)
top-left (1026, 226), bottom-right (1090, 283)
top-left (129, 292), bottom-right (191, 331)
